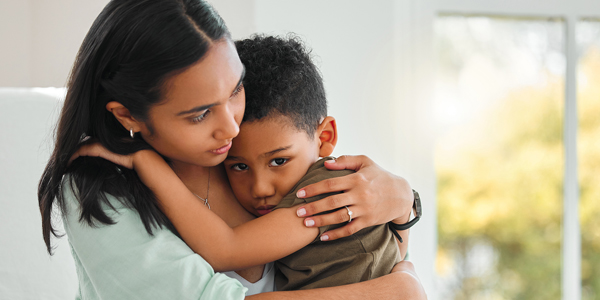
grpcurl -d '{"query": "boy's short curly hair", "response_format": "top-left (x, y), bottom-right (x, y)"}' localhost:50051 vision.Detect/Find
top-left (235, 35), bottom-right (327, 137)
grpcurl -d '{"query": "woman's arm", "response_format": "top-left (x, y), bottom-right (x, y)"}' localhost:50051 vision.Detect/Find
top-left (71, 144), bottom-right (414, 269)
top-left (71, 143), bottom-right (319, 270)
top-left (246, 261), bottom-right (426, 300)
top-left (132, 150), bottom-right (319, 271)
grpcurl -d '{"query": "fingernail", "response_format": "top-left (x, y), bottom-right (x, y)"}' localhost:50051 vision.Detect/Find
top-left (296, 189), bottom-right (306, 198)
top-left (320, 234), bottom-right (329, 241)
top-left (324, 159), bottom-right (336, 164)
top-left (297, 207), bottom-right (306, 217)
top-left (305, 219), bottom-right (315, 227)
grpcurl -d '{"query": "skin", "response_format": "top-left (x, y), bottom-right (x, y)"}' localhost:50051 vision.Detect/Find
top-left (73, 39), bottom-right (425, 298)
top-left (223, 115), bottom-right (329, 218)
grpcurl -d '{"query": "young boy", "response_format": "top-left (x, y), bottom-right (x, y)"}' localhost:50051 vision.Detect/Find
top-left (225, 35), bottom-right (404, 291)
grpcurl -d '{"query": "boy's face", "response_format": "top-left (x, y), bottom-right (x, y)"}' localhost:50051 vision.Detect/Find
top-left (224, 115), bottom-right (320, 217)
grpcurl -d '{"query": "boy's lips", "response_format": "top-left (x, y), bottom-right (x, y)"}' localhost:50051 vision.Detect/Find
top-left (256, 205), bottom-right (276, 216)
top-left (210, 142), bottom-right (232, 155)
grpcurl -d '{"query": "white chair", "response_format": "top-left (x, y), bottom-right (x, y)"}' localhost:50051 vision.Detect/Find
top-left (0, 88), bottom-right (77, 299)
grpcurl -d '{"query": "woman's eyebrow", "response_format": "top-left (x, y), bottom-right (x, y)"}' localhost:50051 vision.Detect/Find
top-left (177, 66), bottom-right (245, 116)
top-left (177, 65), bottom-right (246, 116)
top-left (176, 103), bottom-right (216, 116)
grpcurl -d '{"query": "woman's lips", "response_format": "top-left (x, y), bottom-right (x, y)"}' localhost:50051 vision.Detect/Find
top-left (256, 205), bottom-right (276, 216)
top-left (210, 142), bottom-right (232, 155)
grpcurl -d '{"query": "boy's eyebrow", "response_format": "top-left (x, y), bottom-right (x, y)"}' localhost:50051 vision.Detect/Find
top-left (225, 144), bottom-right (292, 161)
top-left (176, 66), bottom-right (245, 117)
top-left (261, 145), bottom-right (292, 158)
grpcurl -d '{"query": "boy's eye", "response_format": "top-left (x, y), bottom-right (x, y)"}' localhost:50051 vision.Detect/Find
top-left (269, 158), bottom-right (288, 167)
top-left (231, 163), bottom-right (248, 171)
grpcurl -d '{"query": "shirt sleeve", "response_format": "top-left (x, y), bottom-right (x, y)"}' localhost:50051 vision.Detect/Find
top-left (61, 177), bottom-right (247, 300)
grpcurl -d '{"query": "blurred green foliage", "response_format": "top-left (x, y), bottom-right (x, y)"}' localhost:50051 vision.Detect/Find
top-left (436, 48), bottom-right (600, 300)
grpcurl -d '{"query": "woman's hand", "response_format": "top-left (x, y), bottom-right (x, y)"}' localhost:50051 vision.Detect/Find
top-left (69, 141), bottom-right (145, 170)
top-left (295, 155), bottom-right (414, 241)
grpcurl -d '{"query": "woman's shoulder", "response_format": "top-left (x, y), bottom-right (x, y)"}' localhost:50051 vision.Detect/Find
top-left (61, 171), bottom-right (248, 300)
top-left (65, 156), bottom-right (131, 199)
top-left (61, 157), bottom-right (131, 216)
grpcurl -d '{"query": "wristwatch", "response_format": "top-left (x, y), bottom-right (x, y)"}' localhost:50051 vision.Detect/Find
top-left (389, 189), bottom-right (422, 231)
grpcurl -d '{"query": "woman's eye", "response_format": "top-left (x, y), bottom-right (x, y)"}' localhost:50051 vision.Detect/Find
top-left (231, 84), bottom-right (244, 98)
top-left (191, 110), bottom-right (210, 123)
top-left (231, 163), bottom-right (248, 171)
top-left (269, 158), bottom-right (288, 167)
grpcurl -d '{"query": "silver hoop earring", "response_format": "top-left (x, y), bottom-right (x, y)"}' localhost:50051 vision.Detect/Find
top-left (130, 128), bottom-right (134, 139)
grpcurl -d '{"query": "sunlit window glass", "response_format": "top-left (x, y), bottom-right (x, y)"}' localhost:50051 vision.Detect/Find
top-left (577, 18), bottom-right (600, 300)
top-left (434, 15), bottom-right (565, 299)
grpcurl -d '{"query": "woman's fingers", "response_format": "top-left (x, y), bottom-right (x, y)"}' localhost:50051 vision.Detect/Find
top-left (68, 143), bottom-right (97, 166)
top-left (69, 142), bottom-right (135, 169)
top-left (319, 155), bottom-right (372, 172)
top-left (296, 172), bottom-right (369, 217)
top-left (296, 156), bottom-right (371, 199)
top-left (303, 205), bottom-right (362, 228)
top-left (304, 205), bottom-right (381, 241)
top-left (319, 218), bottom-right (366, 241)
top-left (297, 186), bottom-right (350, 217)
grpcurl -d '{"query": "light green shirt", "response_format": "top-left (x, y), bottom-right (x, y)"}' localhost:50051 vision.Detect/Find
top-left (61, 177), bottom-right (247, 300)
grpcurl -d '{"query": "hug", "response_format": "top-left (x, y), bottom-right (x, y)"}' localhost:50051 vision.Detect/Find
top-left (38, 0), bottom-right (426, 298)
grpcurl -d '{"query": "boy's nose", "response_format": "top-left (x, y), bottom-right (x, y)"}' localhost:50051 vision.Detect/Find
top-left (251, 178), bottom-right (275, 199)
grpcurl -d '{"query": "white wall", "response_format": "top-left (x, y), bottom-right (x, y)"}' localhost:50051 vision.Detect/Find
top-left (0, 1), bottom-right (32, 86)
top-left (0, 0), bottom-right (256, 87)
top-left (0, 0), bottom-right (110, 87)
top-left (209, 0), bottom-right (257, 40)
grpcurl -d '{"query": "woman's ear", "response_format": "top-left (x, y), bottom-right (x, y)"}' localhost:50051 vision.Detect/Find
top-left (317, 116), bottom-right (338, 157)
top-left (106, 101), bottom-right (144, 134)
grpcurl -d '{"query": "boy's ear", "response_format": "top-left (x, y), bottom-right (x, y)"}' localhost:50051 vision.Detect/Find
top-left (106, 101), bottom-right (145, 135)
top-left (316, 116), bottom-right (338, 157)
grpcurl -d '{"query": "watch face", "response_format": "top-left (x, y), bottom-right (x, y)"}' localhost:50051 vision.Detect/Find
top-left (413, 190), bottom-right (422, 217)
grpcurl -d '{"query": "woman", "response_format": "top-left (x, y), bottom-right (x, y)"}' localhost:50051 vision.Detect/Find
top-left (39, 0), bottom-right (425, 298)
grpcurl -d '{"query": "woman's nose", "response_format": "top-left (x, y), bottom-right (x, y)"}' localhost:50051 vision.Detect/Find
top-left (214, 106), bottom-right (240, 141)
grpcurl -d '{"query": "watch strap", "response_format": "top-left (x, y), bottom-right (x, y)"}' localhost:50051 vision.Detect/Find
top-left (389, 223), bottom-right (404, 243)
top-left (388, 189), bottom-right (422, 232)
top-left (389, 215), bottom-right (420, 231)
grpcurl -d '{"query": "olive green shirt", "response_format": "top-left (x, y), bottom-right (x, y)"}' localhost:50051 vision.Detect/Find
top-left (273, 157), bottom-right (401, 290)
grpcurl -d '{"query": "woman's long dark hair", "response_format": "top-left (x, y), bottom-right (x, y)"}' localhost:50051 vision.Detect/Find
top-left (38, 0), bottom-right (230, 254)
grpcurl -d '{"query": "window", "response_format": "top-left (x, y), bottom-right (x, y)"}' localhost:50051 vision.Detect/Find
top-left (434, 15), bottom-right (565, 299)
top-left (395, 1), bottom-right (600, 299)
top-left (577, 19), bottom-right (600, 300)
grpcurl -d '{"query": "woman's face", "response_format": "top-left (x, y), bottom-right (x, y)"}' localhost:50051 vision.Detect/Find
top-left (139, 39), bottom-right (246, 168)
